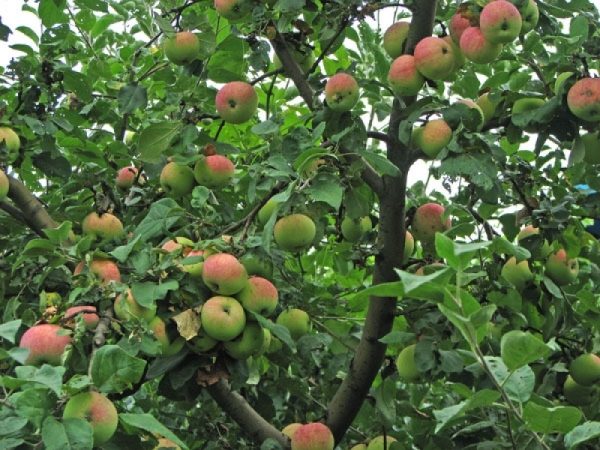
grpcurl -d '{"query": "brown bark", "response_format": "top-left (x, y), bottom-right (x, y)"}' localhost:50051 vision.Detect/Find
top-left (5, 174), bottom-right (57, 236)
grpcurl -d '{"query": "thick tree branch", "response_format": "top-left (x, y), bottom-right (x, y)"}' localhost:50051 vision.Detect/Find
top-left (6, 174), bottom-right (58, 236)
top-left (207, 380), bottom-right (289, 448)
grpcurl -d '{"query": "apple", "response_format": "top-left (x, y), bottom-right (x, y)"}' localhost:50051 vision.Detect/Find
top-left (114, 289), bottom-right (157, 322)
top-left (82, 212), bottom-right (124, 241)
top-left (480, 0), bottom-right (522, 44)
top-left (282, 423), bottom-right (303, 439)
top-left (74, 259), bottom-right (121, 284)
top-left (257, 198), bottom-right (280, 225)
top-left (325, 73), bottom-right (360, 112)
top-left (273, 48), bottom-right (315, 74)
top-left (19, 324), bottom-right (72, 365)
top-left (442, 35), bottom-right (466, 71)
top-left (274, 214), bottom-right (316, 252)
top-left (570, 353), bottom-right (600, 386)
top-left (545, 249), bottom-right (579, 286)
top-left (350, 445), bottom-right (367, 450)
top-left (414, 36), bottom-right (456, 80)
top-left (476, 92), bottom-right (499, 124)
top-left (224, 322), bottom-right (267, 359)
top-left (154, 438), bottom-right (181, 450)
top-left (0, 169), bottom-right (9, 201)
top-left (63, 391), bottom-right (118, 445)
top-left (115, 166), bottom-right (140, 190)
top-left (582, 132), bottom-right (600, 164)
top-left (276, 308), bottom-right (310, 340)
top-left (387, 55), bottom-right (425, 97)
top-left (413, 118), bottom-right (452, 158)
top-left (519, 0), bottom-right (539, 33)
top-left (64, 306), bottom-right (100, 330)
top-left (411, 203), bottom-right (451, 253)
top-left (0, 126), bottom-right (21, 160)
top-left (563, 375), bottom-right (595, 406)
top-left (149, 316), bottom-right (185, 356)
top-left (161, 237), bottom-right (194, 256)
top-left (214, 0), bottom-right (251, 22)
top-left (367, 435), bottom-right (398, 450)
top-left (193, 154), bottom-right (235, 188)
top-left (516, 225), bottom-right (551, 257)
top-left (567, 78), bottom-right (600, 122)
top-left (200, 296), bottom-right (246, 341)
top-left (202, 253), bottom-right (248, 295)
top-left (457, 98), bottom-right (486, 130)
top-left (415, 262), bottom-right (446, 276)
top-left (290, 422), bottom-right (334, 450)
top-left (501, 257), bottom-right (533, 291)
top-left (383, 21), bottom-right (410, 58)
top-left (160, 162), bottom-right (196, 197)
top-left (403, 230), bottom-right (414, 263)
top-left (236, 276), bottom-right (278, 318)
top-left (215, 81), bottom-right (258, 124)
top-left (396, 343), bottom-right (419, 382)
top-left (188, 328), bottom-right (218, 353)
top-left (341, 216), bottom-right (372, 242)
top-left (460, 26), bottom-right (503, 64)
top-left (513, 97), bottom-right (545, 116)
top-left (181, 249), bottom-right (206, 278)
top-left (240, 252), bottom-right (273, 278)
top-left (449, 10), bottom-right (471, 44)
top-left (164, 31), bottom-right (200, 66)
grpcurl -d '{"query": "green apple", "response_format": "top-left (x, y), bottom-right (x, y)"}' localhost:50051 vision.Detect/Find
top-left (163, 31), bottom-right (200, 66)
top-left (411, 203), bottom-right (451, 254)
top-left (480, 0), bottom-right (522, 44)
top-left (460, 26), bottom-right (503, 64)
top-left (568, 78), bottom-right (600, 122)
top-left (114, 289), bottom-right (157, 322)
top-left (63, 392), bottom-right (118, 445)
top-left (367, 435), bottom-right (398, 450)
top-left (383, 21), bottom-right (410, 59)
top-left (570, 353), bottom-right (600, 386)
top-left (396, 344), bottom-right (419, 382)
top-left (414, 36), bottom-right (456, 80)
top-left (240, 252), bottom-right (273, 278)
top-left (200, 296), bottom-right (246, 341)
top-left (519, 0), bottom-right (540, 34)
top-left (282, 423), bottom-right (302, 439)
top-left (224, 322), bottom-right (267, 359)
top-left (325, 73), bottom-right (360, 112)
top-left (0, 169), bottom-right (9, 201)
top-left (257, 198), bottom-right (280, 225)
top-left (501, 257), bottom-right (534, 291)
top-left (188, 328), bottom-right (218, 353)
top-left (387, 55), bottom-right (425, 96)
top-left (194, 155), bottom-right (235, 188)
top-left (160, 162), bottom-right (196, 197)
top-left (545, 249), bottom-right (579, 286)
top-left (215, 81), bottom-right (258, 124)
top-left (290, 423), bottom-right (334, 450)
top-left (413, 118), bottom-right (453, 158)
top-left (82, 212), bottom-right (124, 241)
top-left (403, 230), bottom-right (415, 263)
top-left (274, 214), bottom-right (316, 252)
top-left (563, 375), bottom-right (595, 405)
top-left (341, 216), bottom-right (372, 242)
top-left (276, 308), bottom-right (310, 340)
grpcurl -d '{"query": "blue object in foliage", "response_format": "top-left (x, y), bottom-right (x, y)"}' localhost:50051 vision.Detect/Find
top-left (576, 184), bottom-right (600, 237)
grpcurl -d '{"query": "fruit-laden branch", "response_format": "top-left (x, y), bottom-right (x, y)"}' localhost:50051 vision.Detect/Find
top-left (5, 174), bottom-right (58, 236)
top-left (206, 379), bottom-right (290, 448)
top-left (325, 0), bottom-right (438, 442)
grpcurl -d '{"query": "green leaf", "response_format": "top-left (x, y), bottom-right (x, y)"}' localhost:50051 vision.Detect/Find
top-left (357, 149), bottom-right (400, 177)
top-left (485, 356), bottom-right (535, 403)
top-left (138, 122), bottom-right (183, 163)
top-left (118, 84), bottom-right (148, 114)
top-left (373, 378), bottom-right (396, 426)
top-left (308, 173), bottom-right (343, 209)
top-left (523, 402), bottom-right (582, 434)
top-left (62, 70), bottom-right (92, 103)
top-left (43, 221), bottom-right (73, 244)
top-left (38, 0), bottom-right (68, 27)
top-left (90, 345), bottom-right (146, 394)
top-left (134, 199), bottom-right (185, 242)
top-left (0, 417), bottom-right (27, 436)
top-left (501, 330), bottom-right (551, 371)
top-left (131, 280), bottom-right (179, 308)
top-left (251, 120), bottom-right (279, 135)
top-left (119, 414), bottom-right (188, 450)
top-left (0, 320), bottom-right (22, 344)
top-left (42, 417), bottom-right (93, 450)
top-left (565, 421), bottom-right (600, 449)
top-left (14, 365), bottom-right (66, 395)
top-left (434, 389), bottom-right (500, 432)
top-left (254, 314), bottom-right (296, 352)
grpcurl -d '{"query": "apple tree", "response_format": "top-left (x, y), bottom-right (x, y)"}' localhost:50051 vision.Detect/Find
top-left (2, 0), bottom-right (600, 448)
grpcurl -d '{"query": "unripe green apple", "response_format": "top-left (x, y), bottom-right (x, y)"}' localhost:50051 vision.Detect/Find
top-left (215, 81), bottom-right (258, 124)
top-left (181, 249), bottom-right (206, 278)
top-left (193, 154), bottom-right (235, 188)
top-left (189, 328), bottom-right (218, 353)
top-left (570, 353), bottom-right (600, 386)
top-left (567, 78), bottom-right (600, 122)
top-left (403, 230), bottom-right (415, 263)
top-left (201, 253), bottom-right (248, 295)
top-left (367, 435), bottom-right (398, 450)
top-left (64, 305), bottom-right (100, 330)
top-left (82, 212), bottom-right (124, 241)
top-left (240, 253), bottom-right (273, 278)
top-left (282, 423), bottom-right (303, 439)
top-left (164, 31), bottom-right (200, 66)
top-left (480, 0), bottom-right (522, 44)
top-left (290, 422), bottom-right (334, 450)
top-left (341, 216), bottom-right (372, 242)
top-left (274, 214), bottom-right (316, 252)
top-left (19, 324), bottom-right (72, 365)
top-left (414, 36), bottom-right (456, 80)
top-left (149, 316), bottom-right (184, 356)
top-left (580, 132), bottom-right (600, 164)
top-left (200, 296), bottom-right (246, 341)
top-left (545, 249), bottom-right (579, 286)
top-left (563, 375), bottom-right (595, 406)
top-left (457, 98), bottom-right (486, 130)
top-left (276, 308), bottom-right (310, 340)
top-left (383, 21), bottom-right (410, 58)
top-left (0, 169), bottom-right (9, 201)
top-left (411, 203), bottom-right (451, 253)
top-left (350, 445), bottom-right (367, 450)
top-left (387, 55), bottom-right (425, 97)
top-left (516, 225), bottom-right (551, 257)
top-left (0, 126), bottom-right (21, 161)
top-left (513, 97), bottom-right (545, 116)
top-left (257, 198), bottom-right (280, 225)
top-left (214, 0), bottom-right (251, 22)
top-left (160, 162), bottom-right (196, 197)
top-left (224, 322), bottom-right (267, 359)
top-left (413, 119), bottom-right (452, 159)
top-left (74, 259), bottom-right (121, 284)
top-left (114, 289), bottom-right (157, 322)
top-left (501, 257), bottom-right (533, 291)
top-left (236, 276), bottom-right (278, 318)
top-left (460, 26), bottom-right (503, 64)
top-left (325, 73), bottom-right (360, 112)
top-left (63, 391), bottom-right (118, 445)
top-left (519, 0), bottom-right (539, 34)
top-left (396, 343), bottom-right (419, 382)
top-left (476, 92), bottom-right (499, 124)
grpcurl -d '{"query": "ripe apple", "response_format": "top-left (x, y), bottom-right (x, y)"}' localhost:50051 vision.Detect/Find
top-left (414, 36), bottom-right (456, 80)
top-left (290, 422), bottom-right (334, 450)
top-left (202, 253), bottom-right (248, 295)
top-left (413, 118), bottom-right (453, 158)
top-left (449, 10), bottom-right (471, 44)
top-left (214, 0), bottom-right (251, 22)
top-left (74, 259), bottom-right (121, 284)
top-left (274, 214), bottom-right (316, 252)
top-left (82, 212), bottom-right (124, 241)
top-left (581, 132), bottom-right (600, 164)
top-left (189, 328), bottom-right (218, 353)
top-left (387, 55), bottom-right (425, 97)
top-left (0, 126), bottom-right (21, 160)
top-left (501, 257), bottom-right (533, 291)
top-left (114, 289), bottom-right (157, 322)
top-left (325, 73), bottom-right (360, 112)
top-left (236, 276), bottom-right (278, 318)
top-left (282, 423), bottom-right (303, 439)
top-left (240, 252), bottom-right (273, 278)
top-left (460, 26), bottom-right (503, 64)
top-left (64, 305), bottom-right (100, 330)
top-left (160, 162), bottom-right (196, 197)
top-left (63, 391), bottom-right (118, 445)
top-left (563, 375), bottom-right (595, 406)
top-left (519, 0), bottom-right (539, 33)
top-left (215, 81), bottom-right (258, 124)
top-left (115, 166), bottom-right (140, 190)
top-left (396, 343), bottom-right (419, 382)
top-left (367, 435), bottom-right (398, 450)
top-left (193, 154), bottom-right (235, 188)
top-left (161, 236), bottom-right (194, 255)
top-left (442, 35), bottom-right (466, 71)
top-left (224, 322), bottom-right (267, 359)
top-left (200, 296), bottom-right (246, 341)
top-left (341, 216), bottom-right (372, 242)
top-left (567, 78), bottom-right (600, 122)
top-left (403, 230), bottom-right (415, 263)
top-left (163, 31), bottom-right (200, 66)
top-left (0, 169), bottom-right (9, 201)
top-left (480, 0), bottom-right (522, 44)
top-left (19, 324), bottom-right (72, 365)
top-left (276, 308), bottom-right (310, 340)
top-left (570, 353), bottom-right (600, 386)
top-left (411, 203), bottom-right (451, 253)
top-left (545, 249), bottom-right (579, 286)
top-left (383, 21), bottom-right (410, 58)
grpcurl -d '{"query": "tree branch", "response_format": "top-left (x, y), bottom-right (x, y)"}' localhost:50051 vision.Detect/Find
top-left (6, 174), bottom-right (58, 236)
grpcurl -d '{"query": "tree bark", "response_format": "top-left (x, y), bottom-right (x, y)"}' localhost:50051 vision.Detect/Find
top-left (6, 174), bottom-right (57, 236)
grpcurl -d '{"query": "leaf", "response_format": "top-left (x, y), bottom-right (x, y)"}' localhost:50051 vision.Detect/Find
top-left (134, 199), bottom-right (185, 242)
top-left (14, 365), bottom-right (66, 395)
top-left (434, 389), bottom-right (500, 432)
top-left (438, 153), bottom-right (497, 191)
top-left (0, 320), bottom-right (22, 344)
top-left (485, 356), bottom-right (535, 403)
top-left (172, 309), bottom-right (201, 341)
top-left (253, 314), bottom-right (296, 352)
top-left (251, 120), bottom-right (279, 135)
top-left (501, 330), bottom-right (551, 371)
top-left (138, 122), bottom-right (183, 163)
top-left (90, 345), bottom-right (146, 394)
top-left (42, 417), bottom-right (93, 450)
top-left (62, 70), bottom-right (92, 103)
top-left (119, 414), bottom-right (188, 450)
top-left (565, 421), bottom-right (600, 449)
top-left (118, 83), bottom-right (148, 114)
top-left (38, 0), bottom-right (68, 27)
top-left (523, 402), bottom-right (582, 434)
top-left (373, 378), bottom-right (396, 425)
top-left (308, 173), bottom-right (343, 209)
top-left (131, 280), bottom-right (179, 308)
top-left (357, 148), bottom-right (400, 176)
